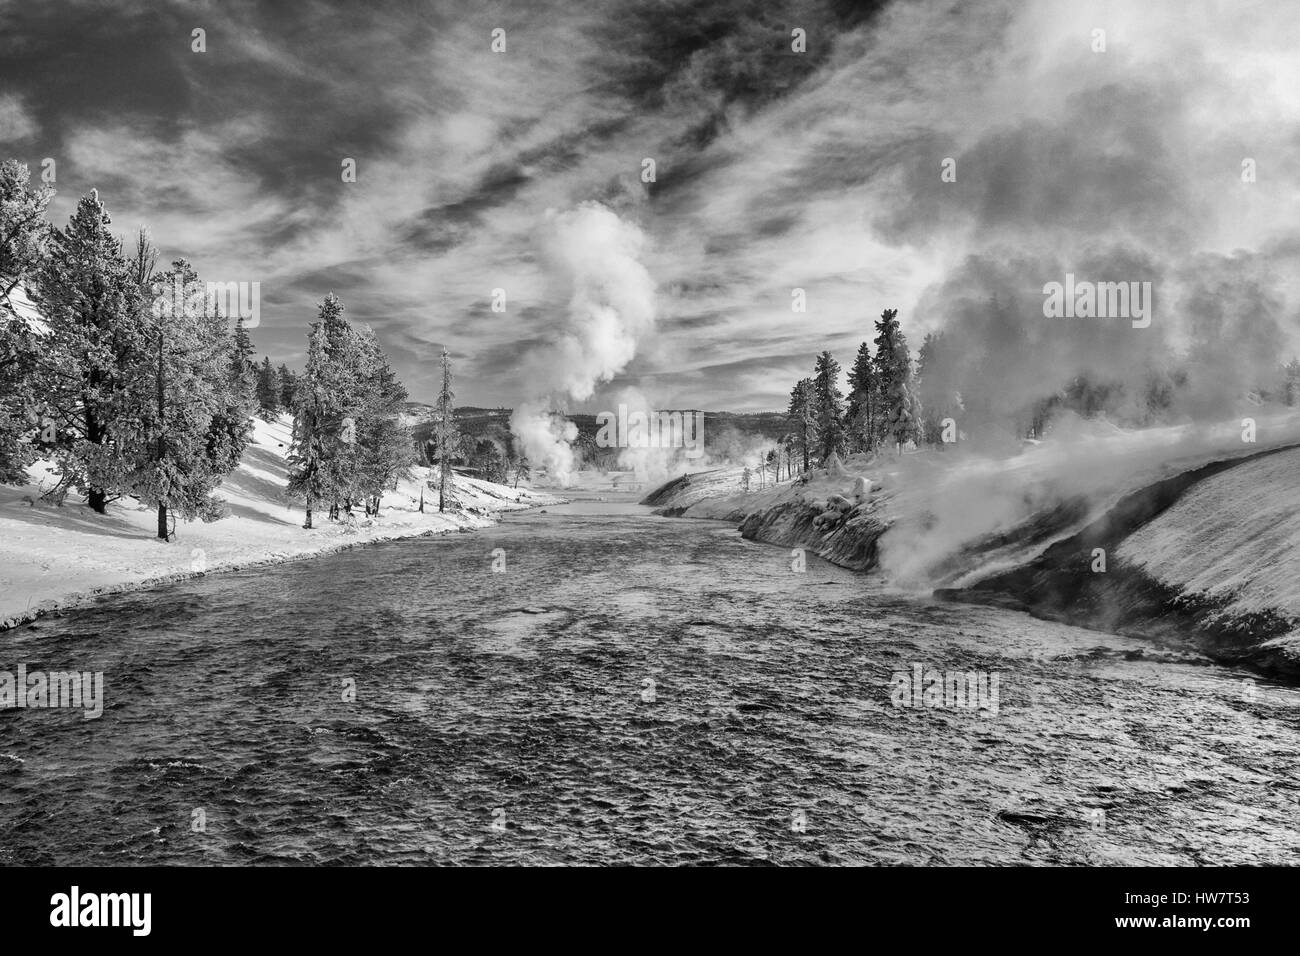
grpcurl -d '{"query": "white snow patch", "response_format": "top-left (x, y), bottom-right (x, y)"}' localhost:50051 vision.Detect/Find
top-left (0, 413), bottom-right (564, 628)
top-left (1118, 446), bottom-right (1300, 623)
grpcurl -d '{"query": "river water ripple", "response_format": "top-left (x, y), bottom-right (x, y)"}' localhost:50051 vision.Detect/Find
top-left (1, 495), bottom-right (1298, 865)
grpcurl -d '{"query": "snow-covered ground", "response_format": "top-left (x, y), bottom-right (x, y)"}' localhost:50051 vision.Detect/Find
top-left (1120, 446), bottom-right (1300, 638)
top-left (655, 411), bottom-right (1300, 582)
top-left (644, 411), bottom-right (1300, 672)
top-left (0, 414), bottom-right (564, 629)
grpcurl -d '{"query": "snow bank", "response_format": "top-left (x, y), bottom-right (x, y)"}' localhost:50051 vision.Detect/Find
top-left (0, 414), bottom-right (564, 629)
top-left (645, 413), bottom-right (1300, 676)
top-left (1114, 446), bottom-right (1300, 671)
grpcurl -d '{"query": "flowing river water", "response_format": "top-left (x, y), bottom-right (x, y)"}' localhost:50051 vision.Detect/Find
top-left (1, 493), bottom-right (1298, 865)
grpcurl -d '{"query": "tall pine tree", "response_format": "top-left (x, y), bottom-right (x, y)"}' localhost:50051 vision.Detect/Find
top-left (810, 350), bottom-right (846, 464)
top-left (844, 341), bottom-right (878, 454)
top-left (126, 256), bottom-right (252, 538)
top-left (35, 189), bottom-right (148, 512)
top-left (288, 293), bottom-right (358, 526)
top-left (277, 363), bottom-right (297, 409)
top-left (351, 326), bottom-right (414, 515)
top-left (0, 159), bottom-right (53, 304)
top-left (287, 322), bottom-right (330, 528)
top-left (872, 308), bottom-right (923, 451)
top-left (230, 316), bottom-right (256, 409)
top-left (255, 356), bottom-right (279, 416)
top-left (786, 377), bottom-right (815, 475)
top-left (0, 160), bottom-right (53, 483)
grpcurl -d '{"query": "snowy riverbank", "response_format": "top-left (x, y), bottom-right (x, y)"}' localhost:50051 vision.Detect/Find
top-left (0, 414), bottom-right (565, 629)
top-left (645, 412), bottom-right (1300, 677)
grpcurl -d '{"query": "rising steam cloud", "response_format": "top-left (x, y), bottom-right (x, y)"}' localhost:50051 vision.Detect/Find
top-left (511, 202), bottom-right (656, 485)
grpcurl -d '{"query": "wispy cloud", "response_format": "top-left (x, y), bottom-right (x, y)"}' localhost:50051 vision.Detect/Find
top-left (0, 93), bottom-right (38, 141)
top-left (1, 0), bottom-right (1298, 408)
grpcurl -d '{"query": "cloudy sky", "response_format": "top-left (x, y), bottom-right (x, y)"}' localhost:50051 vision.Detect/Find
top-left (2, 0), bottom-right (1299, 410)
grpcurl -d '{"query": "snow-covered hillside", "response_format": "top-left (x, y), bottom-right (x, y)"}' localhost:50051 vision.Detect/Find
top-left (0, 414), bottom-right (564, 628)
top-left (1118, 446), bottom-right (1300, 664)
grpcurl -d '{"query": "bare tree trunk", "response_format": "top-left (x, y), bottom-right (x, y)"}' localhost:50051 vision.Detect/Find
top-left (156, 325), bottom-right (168, 540)
top-left (84, 403), bottom-right (108, 514)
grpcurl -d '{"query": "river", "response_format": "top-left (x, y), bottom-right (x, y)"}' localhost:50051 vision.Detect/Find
top-left (1, 493), bottom-right (1297, 865)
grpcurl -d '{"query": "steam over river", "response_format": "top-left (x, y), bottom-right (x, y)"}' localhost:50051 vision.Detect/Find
top-left (1, 493), bottom-right (1297, 865)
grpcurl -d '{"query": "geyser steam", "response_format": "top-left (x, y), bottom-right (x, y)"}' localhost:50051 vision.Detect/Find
top-left (511, 202), bottom-right (656, 485)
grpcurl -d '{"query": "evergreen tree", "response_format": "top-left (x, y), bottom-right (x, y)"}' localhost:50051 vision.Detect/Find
top-left (786, 377), bottom-right (815, 474)
top-left (844, 341), bottom-right (877, 454)
top-left (288, 294), bottom-right (358, 526)
top-left (872, 308), bottom-right (923, 451)
top-left (34, 189), bottom-right (147, 512)
top-left (0, 160), bottom-right (53, 483)
top-left (125, 256), bottom-right (250, 538)
top-left (0, 292), bottom-right (40, 484)
top-left (287, 322), bottom-right (332, 528)
top-left (255, 356), bottom-right (279, 416)
top-left (810, 351), bottom-right (846, 463)
top-left (277, 363), bottom-right (297, 408)
top-left (230, 316), bottom-right (256, 406)
top-left (431, 346), bottom-right (460, 512)
top-left (287, 294), bottom-right (413, 524)
top-left (0, 159), bottom-right (53, 304)
top-left (313, 294), bottom-right (366, 517)
top-left (470, 438), bottom-right (507, 483)
top-left (350, 326), bottom-right (413, 515)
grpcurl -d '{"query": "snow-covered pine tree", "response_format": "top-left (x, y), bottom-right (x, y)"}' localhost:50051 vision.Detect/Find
top-left (287, 322), bottom-right (331, 528)
top-left (0, 160), bottom-right (53, 483)
top-left (350, 326), bottom-right (413, 515)
top-left (0, 159), bottom-right (53, 305)
top-left (786, 377), bottom-right (815, 475)
top-left (0, 294), bottom-right (40, 484)
top-left (255, 356), bottom-right (280, 416)
top-left (277, 363), bottom-right (297, 408)
top-left (288, 293), bottom-right (373, 524)
top-left (431, 346), bottom-right (460, 512)
top-left (34, 189), bottom-right (148, 512)
top-left (872, 308), bottom-right (923, 452)
top-left (125, 256), bottom-right (251, 538)
top-left (811, 350), bottom-right (846, 464)
top-left (230, 317), bottom-right (256, 406)
top-left (844, 340), bottom-right (878, 454)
